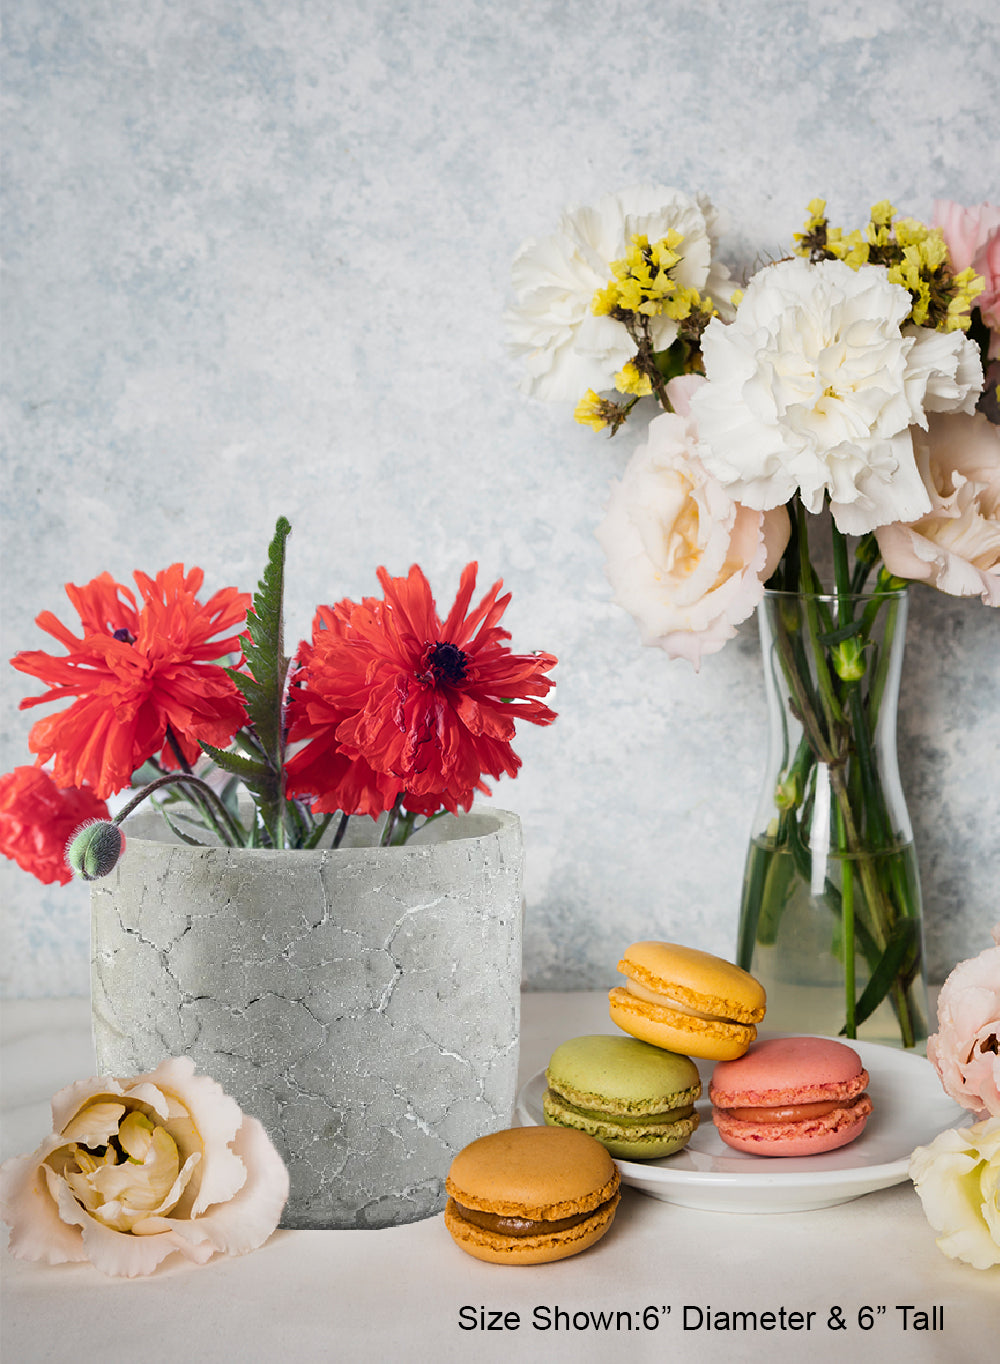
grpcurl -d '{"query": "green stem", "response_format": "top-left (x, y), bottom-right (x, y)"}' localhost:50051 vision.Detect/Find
top-left (833, 796), bottom-right (856, 1038)
top-left (380, 794), bottom-right (405, 847)
top-left (831, 521), bottom-right (852, 603)
top-left (113, 774), bottom-right (246, 847)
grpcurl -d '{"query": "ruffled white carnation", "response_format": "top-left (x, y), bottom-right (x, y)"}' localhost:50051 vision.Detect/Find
top-left (506, 185), bottom-right (733, 402)
top-left (595, 377), bottom-right (789, 669)
top-left (691, 257), bottom-right (984, 535)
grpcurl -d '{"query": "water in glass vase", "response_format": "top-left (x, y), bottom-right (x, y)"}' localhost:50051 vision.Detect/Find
top-left (738, 836), bottom-right (928, 1049)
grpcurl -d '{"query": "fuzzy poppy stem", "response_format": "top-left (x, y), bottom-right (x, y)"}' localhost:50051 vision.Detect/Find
top-left (112, 774), bottom-right (246, 846)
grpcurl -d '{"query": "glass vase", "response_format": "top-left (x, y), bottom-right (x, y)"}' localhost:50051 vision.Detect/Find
top-left (737, 588), bottom-right (928, 1049)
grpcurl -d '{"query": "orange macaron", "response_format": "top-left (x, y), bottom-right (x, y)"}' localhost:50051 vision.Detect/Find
top-left (444, 1126), bottom-right (621, 1265)
top-left (609, 941), bottom-right (766, 1061)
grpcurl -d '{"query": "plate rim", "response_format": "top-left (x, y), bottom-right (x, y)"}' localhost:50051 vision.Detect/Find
top-left (515, 1034), bottom-right (973, 1195)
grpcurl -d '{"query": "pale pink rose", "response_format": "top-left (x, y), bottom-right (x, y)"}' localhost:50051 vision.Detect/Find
top-left (596, 377), bottom-right (790, 669)
top-left (875, 412), bottom-right (1000, 606)
top-left (926, 924), bottom-right (1000, 1118)
top-left (933, 200), bottom-right (1000, 355)
top-left (0, 1056), bottom-right (288, 1277)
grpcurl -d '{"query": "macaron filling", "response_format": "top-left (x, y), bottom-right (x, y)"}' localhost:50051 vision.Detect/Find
top-left (714, 1096), bottom-right (865, 1124)
top-left (548, 1094), bottom-right (697, 1127)
top-left (623, 977), bottom-right (742, 1025)
top-left (451, 1198), bottom-right (617, 1239)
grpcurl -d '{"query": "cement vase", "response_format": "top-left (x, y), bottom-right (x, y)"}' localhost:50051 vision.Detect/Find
top-left (90, 808), bottom-right (523, 1229)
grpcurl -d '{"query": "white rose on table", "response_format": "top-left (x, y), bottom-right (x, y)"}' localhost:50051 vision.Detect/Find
top-left (596, 376), bottom-right (789, 669)
top-left (909, 1117), bottom-right (1000, 1270)
top-left (0, 1056), bottom-right (288, 1277)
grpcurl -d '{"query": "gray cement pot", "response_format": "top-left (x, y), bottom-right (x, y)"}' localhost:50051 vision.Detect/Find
top-left (90, 808), bottom-right (522, 1229)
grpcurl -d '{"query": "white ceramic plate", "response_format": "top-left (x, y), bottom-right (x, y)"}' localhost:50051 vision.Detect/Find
top-left (514, 1036), bottom-right (972, 1213)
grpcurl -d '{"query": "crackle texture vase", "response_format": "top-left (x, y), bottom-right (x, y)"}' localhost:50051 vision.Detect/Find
top-left (91, 808), bottom-right (523, 1229)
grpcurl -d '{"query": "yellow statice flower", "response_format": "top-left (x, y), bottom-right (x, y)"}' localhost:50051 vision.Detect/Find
top-left (793, 198), bottom-right (829, 256)
top-left (614, 361), bottom-right (653, 396)
top-left (867, 200), bottom-right (897, 247)
top-left (945, 266), bottom-right (985, 331)
top-left (662, 283), bottom-right (703, 321)
top-left (591, 232), bottom-right (685, 318)
top-left (889, 252), bottom-right (933, 324)
top-left (574, 389), bottom-right (610, 431)
top-left (794, 200), bottom-right (868, 266)
top-left (574, 389), bottom-right (634, 434)
top-left (794, 197), bottom-right (983, 333)
top-left (840, 229), bottom-right (869, 268)
top-left (591, 282), bottom-right (620, 317)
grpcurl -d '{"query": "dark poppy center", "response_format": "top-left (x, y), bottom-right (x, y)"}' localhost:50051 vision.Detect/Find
top-left (112, 627), bottom-right (136, 644)
top-left (421, 640), bottom-right (469, 686)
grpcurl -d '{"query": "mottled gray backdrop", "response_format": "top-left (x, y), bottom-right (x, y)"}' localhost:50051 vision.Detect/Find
top-left (2, 0), bottom-right (998, 996)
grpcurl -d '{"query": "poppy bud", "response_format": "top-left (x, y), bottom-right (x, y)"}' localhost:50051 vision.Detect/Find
top-left (66, 820), bottom-right (124, 880)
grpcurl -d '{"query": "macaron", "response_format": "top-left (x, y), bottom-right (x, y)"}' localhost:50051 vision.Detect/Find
top-left (609, 941), bottom-right (766, 1061)
top-left (543, 1034), bottom-right (701, 1159)
top-left (710, 1036), bottom-right (873, 1156)
top-left (444, 1126), bottom-right (621, 1265)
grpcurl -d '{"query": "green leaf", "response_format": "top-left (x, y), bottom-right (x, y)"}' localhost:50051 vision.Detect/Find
top-left (230, 516), bottom-right (291, 768)
top-left (652, 339), bottom-right (690, 383)
top-left (157, 805), bottom-right (212, 847)
top-left (199, 742), bottom-right (270, 785)
top-left (223, 517), bottom-right (292, 846)
top-left (817, 618), bottom-right (865, 647)
top-left (844, 919), bottom-right (920, 1032)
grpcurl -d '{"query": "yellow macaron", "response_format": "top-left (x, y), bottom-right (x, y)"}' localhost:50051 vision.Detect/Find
top-left (609, 940), bottom-right (766, 1061)
top-left (444, 1126), bottom-right (621, 1265)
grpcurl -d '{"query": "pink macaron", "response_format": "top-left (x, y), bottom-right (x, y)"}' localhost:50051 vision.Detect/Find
top-left (710, 1036), bottom-right (873, 1156)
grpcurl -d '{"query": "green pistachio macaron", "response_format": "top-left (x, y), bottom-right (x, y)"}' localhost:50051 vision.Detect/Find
top-left (543, 1034), bottom-right (701, 1160)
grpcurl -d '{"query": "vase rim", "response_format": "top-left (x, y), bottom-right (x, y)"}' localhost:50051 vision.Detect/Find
top-left (762, 586), bottom-right (907, 602)
top-left (112, 807), bottom-right (520, 855)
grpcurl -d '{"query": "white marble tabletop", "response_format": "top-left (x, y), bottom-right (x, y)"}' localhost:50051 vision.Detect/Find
top-left (1, 992), bottom-right (996, 1363)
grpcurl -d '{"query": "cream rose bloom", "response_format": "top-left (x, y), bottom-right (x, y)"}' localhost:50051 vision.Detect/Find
top-left (506, 185), bottom-right (734, 402)
top-left (691, 257), bottom-right (983, 534)
top-left (596, 376), bottom-right (790, 669)
top-left (875, 412), bottom-right (1000, 606)
top-left (926, 923), bottom-right (1000, 1117)
top-left (909, 1117), bottom-right (1000, 1270)
top-left (0, 1056), bottom-right (288, 1277)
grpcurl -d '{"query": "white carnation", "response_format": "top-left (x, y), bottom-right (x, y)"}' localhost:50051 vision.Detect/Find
top-left (506, 185), bottom-right (733, 402)
top-left (691, 257), bottom-right (983, 535)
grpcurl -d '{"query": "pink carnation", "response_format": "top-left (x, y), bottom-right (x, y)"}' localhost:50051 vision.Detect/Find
top-left (927, 924), bottom-right (1000, 1118)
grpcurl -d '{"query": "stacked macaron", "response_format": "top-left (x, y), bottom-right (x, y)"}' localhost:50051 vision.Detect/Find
top-left (543, 1034), bottom-right (701, 1159)
top-left (609, 941), bottom-right (767, 1061)
top-left (539, 942), bottom-right (765, 1163)
top-left (444, 1126), bottom-right (621, 1264)
top-left (709, 1036), bottom-right (873, 1156)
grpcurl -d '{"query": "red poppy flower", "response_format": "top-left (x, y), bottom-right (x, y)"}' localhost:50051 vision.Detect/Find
top-left (11, 566), bottom-right (251, 799)
top-left (285, 602), bottom-right (400, 817)
top-left (0, 766), bottom-right (110, 886)
top-left (285, 563), bottom-right (557, 816)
